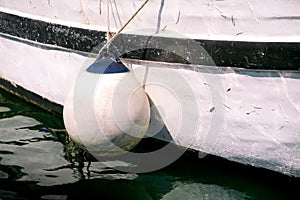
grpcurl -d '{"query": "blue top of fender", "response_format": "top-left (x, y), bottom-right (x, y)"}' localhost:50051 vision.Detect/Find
top-left (86, 57), bottom-right (129, 74)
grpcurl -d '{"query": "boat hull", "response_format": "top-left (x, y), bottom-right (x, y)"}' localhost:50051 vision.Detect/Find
top-left (1, 0), bottom-right (300, 42)
top-left (0, 0), bottom-right (300, 176)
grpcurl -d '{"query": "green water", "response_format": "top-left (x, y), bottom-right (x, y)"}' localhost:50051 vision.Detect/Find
top-left (0, 89), bottom-right (298, 200)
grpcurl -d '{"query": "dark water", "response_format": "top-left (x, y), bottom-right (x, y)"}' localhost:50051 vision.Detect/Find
top-left (0, 89), bottom-right (298, 200)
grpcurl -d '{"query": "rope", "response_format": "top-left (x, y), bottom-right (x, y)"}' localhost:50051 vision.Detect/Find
top-left (107, 0), bottom-right (110, 41)
top-left (98, 0), bottom-right (149, 56)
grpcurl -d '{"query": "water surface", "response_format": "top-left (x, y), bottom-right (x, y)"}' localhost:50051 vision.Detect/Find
top-left (0, 89), bottom-right (298, 199)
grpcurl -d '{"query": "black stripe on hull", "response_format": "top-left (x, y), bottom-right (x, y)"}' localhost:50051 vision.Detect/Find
top-left (0, 11), bottom-right (106, 52)
top-left (0, 11), bottom-right (299, 70)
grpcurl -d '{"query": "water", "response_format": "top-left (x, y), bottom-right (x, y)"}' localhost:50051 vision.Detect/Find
top-left (0, 89), bottom-right (298, 200)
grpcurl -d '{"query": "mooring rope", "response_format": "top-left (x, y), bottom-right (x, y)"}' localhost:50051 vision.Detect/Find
top-left (107, 0), bottom-right (111, 41)
top-left (98, 0), bottom-right (149, 56)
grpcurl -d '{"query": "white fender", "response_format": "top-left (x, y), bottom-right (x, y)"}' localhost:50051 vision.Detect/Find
top-left (63, 57), bottom-right (150, 156)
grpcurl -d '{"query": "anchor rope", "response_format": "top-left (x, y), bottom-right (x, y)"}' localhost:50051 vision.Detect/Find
top-left (98, 0), bottom-right (149, 56)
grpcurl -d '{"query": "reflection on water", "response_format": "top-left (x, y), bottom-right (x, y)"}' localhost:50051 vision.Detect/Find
top-left (0, 89), bottom-right (298, 199)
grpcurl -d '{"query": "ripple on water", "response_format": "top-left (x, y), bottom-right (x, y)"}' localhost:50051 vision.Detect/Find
top-left (0, 114), bottom-right (123, 187)
top-left (0, 190), bottom-right (20, 199)
top-left (0, 106), bottom-right (11, 112)
top-left (0, 115), bottom-right (40, 130)
top-left (0, 115), bottom-right (78, 186)
top-left (161, 183), bottom-right (249, 200)
top-left (0, 171), bottom-right (9, 179)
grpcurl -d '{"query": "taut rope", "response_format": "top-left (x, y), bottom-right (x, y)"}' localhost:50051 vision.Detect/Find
top-left (98, 0), bottom-right (149, 56)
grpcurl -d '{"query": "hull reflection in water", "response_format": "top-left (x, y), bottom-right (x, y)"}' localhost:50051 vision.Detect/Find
top-left (0, 89), bottom-right (298, 199)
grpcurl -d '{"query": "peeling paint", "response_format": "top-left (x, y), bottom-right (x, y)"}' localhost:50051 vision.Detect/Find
top-left (248, 1), bottom-right (260, 24)
top-left (175, 10), bottom-right (181, 24)
top-left (47, 0), bottom-right (54, 8)
top-left (79, 0), bottom-right (90, 24)
top-left (29, 0), bottom-right (36, 9)
top-left (231, 15), bottom-right (235, 26)
top-left (99, 0), bottom-right (102, 15)
top-left (162, 25), bottom-right (167, 31)
top-left (252, 106), bottom-right (262, 109)
top-left (210, 2), bottom-right (228, 19)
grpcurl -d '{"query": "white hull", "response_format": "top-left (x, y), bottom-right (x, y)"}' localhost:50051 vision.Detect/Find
top-left (1, 0), bottom-right (300, 42)
top-left (0, 0), bottom-right (300, 176)
top-left (1, 32), bottom-right (300, 176)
